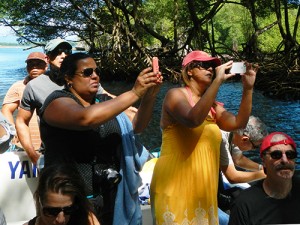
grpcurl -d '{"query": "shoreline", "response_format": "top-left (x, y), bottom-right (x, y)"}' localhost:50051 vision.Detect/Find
top-left (0, 45), bottom-right (31, 48)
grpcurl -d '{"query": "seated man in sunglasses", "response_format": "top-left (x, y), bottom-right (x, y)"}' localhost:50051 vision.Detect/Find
top-left (229, 132), bottom-right (300, 225)
top-left (218, 116), bottom-right (268, 223)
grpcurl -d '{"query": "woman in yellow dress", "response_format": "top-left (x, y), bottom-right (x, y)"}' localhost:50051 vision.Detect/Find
top-left (150, 50), bottom-right (258, 224)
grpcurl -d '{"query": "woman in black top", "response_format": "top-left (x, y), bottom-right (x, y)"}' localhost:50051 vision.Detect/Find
top-left (39, 53), bottom-right (162, 225)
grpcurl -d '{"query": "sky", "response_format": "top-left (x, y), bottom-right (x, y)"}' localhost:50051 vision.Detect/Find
top-left (0, 26), bottom-right (79, 44)
top-left (0, 26), bottom-right (18, 43)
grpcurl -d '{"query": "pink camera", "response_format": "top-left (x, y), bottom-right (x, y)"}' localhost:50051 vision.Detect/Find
top-left (152, 57), bottom-right (159, 74)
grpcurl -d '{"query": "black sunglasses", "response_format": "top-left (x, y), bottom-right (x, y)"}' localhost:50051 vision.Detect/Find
top-left (51, 48), bottom-right (72, 56)
top-left (265, 150), bottom-right (297, 160)
top-left (75, 68), bottom-right (101, 77)
top-left (194, 61), bottom-right (216, 70)
top-left (42, 204), bottom-right (78, 217)
top-left (27, 60), bottom-right (47, 68)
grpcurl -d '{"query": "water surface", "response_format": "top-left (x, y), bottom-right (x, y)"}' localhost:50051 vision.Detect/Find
top-left (0, 47), bottom-right (299, 169)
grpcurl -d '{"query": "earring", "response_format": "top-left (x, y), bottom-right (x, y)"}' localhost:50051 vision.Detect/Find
top-left (67, 82), bottom-right (73, 88)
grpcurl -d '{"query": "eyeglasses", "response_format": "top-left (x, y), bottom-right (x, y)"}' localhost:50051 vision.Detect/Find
top-left (265, 150), bottom-right (298, 160)
top-left (51, 48), bottom-right (72, 56)
top-left (249, 139), bottom-right (260, 149)
top-left (194, 62), bottom-right (216, 70)
top-left (42, 204), bottom-right (78, 217)
top-left (75, 67), bottom-right (101, 77)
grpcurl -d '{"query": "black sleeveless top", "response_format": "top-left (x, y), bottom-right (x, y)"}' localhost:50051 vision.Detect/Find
top-left (40, 90), bottom-right (122, 169)
top-left (28, 217), bottom-right (37, 225)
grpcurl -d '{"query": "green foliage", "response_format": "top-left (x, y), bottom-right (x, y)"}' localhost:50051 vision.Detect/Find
top-left (0, 0), bottom-right (298, 75)
top-left (256, 13), bottom-right (281, 52)
top-left (213, 3), bottom-right (252, 52)
top-left (257, 4), bottom-right (299, 52)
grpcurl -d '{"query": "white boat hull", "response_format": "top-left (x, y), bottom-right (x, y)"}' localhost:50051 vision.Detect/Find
top-left (1, 152), bottom-right (153, 224)
top-left (0, 152), bottom-right (38, 224)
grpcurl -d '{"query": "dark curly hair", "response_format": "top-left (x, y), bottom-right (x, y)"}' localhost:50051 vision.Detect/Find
top-left (54, 52), bottom-right (92, 86)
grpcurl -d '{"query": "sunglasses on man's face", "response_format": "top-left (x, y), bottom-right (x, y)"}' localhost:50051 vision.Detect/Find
top-left (27, 60), bottom-right (46, 68)
top-left (75, 67), bottom-right (101, 77)
top-left (265, 150), bottom-right (297, 160)
top-left (51, 48), bottom-right (72, 56)
top-left (42, 204), bottom-right (77, 217)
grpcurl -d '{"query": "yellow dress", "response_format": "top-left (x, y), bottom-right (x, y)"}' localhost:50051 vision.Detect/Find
top-left (150, 118), bottom-right (221, 225)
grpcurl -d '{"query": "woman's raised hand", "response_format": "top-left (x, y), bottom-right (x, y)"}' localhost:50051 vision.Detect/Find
top-left (214, 61), bottom-right (235, 82)
top-left (131, 67), bottom-right (163, 98)
top-left (241, 62), bottom-right (258, 90)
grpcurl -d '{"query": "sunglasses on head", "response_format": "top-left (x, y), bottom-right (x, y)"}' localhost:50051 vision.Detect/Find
top-left (51, 48), bottom-right (72, 56)
top-left (42, 204), bottom-right (77, 217)
top-left (265, 150), bottom-right (297, 160)
top-left (194, 61), bottom-right (216, 70)
top-left (75, 67), bottom-right (101, 77)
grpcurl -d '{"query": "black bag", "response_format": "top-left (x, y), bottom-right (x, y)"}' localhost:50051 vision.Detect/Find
top-left (218, 186), bottom-right (242, 211)
top-left (217, 171), bottom-right (242, 211)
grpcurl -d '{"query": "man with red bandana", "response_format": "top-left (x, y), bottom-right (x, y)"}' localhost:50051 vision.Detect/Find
top-left (229, 132), bottom-right (300, 225)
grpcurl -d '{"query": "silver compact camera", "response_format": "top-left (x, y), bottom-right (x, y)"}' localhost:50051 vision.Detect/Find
top-left (230, 62), bottom-right (246, 74)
